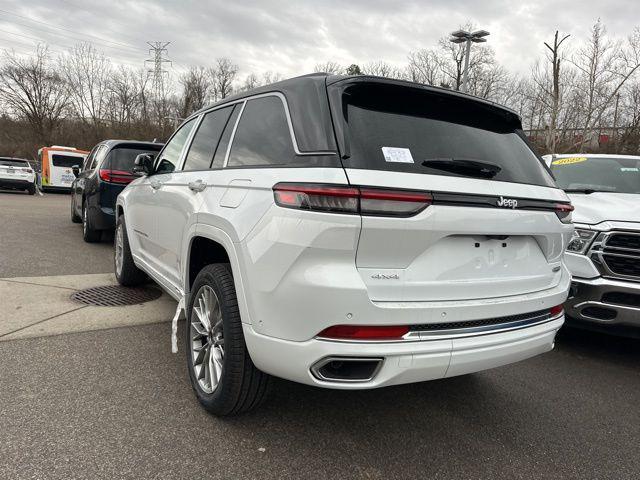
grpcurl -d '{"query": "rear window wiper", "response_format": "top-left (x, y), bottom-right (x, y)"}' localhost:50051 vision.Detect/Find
top-left (564, 188), bottom-right (614, 194)
top-left (421, 158), bottom-right (502, 179)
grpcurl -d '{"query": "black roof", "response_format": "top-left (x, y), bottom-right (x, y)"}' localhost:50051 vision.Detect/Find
top-left (190, 73), bottom-right (521, 153)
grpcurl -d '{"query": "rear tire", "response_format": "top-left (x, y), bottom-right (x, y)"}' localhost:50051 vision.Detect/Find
top-left (114, 215), bottom-right (146, 286)
top-left (186, 264), bottom-right (271, 416)
top-left (82, 203), bottom-right (101, 243)
top-left (71, 196), bottom-right (81, 223)
top-left (27, 184), bottom-right (36, 195)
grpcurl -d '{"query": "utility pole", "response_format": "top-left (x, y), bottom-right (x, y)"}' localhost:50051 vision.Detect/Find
top-left (145, 41), bottom-right (172, 95)
top-left (449, 30), bottom-right (490, 93)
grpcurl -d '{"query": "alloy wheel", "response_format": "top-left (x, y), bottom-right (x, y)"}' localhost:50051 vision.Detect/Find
top-left (115, 223), bottom-right (124, 276)
top-left (190, 285), bottom-right (224, 394)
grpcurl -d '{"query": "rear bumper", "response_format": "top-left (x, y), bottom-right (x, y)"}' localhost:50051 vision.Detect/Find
top-left (243, 316), bottom-right (563, 389)
top-left (0, 178), bottom-right (33, 189)
top-left (566, 277), bottom-right (640, 328)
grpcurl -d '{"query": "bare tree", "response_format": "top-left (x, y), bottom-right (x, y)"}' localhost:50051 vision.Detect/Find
top-left (314, 61), bottom-right (343, 74)
top-left (572, 21), bottom-right (640, 149)
top-left (407, 49), bottom-right (444, 85)
top-left (362, 60), bottom-right (405, 79)
top-left (178, 66), bottom-right (211, 117)
top-left (61, 43), bottom-right (112, 136)
top-left (107, 66), bottom-right (143, 128)
top-left (0, 45), bottom-right (69, 145)
top-left (261, 71), bottom-right (283, 85)
top-left (208, 58), bottom-right (238, 101)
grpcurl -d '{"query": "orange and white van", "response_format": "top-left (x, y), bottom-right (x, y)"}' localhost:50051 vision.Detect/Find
top-left (39, 146), bottom-right (89, 191)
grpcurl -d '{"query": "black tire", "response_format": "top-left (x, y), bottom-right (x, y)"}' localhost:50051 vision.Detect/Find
top-left (82, 202), bottom-right (101, 243)
top-left (27, 184), bottom-right (36, 195)
top-left (114, 215), bottom-right (146, 286)
top-left (71, 195), bottom-right (81, 223)
top-left (186, 264), bottom-right (271, 416)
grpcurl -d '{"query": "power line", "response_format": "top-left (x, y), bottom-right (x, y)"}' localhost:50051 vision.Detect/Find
top-left (0, 9), bottom-right (145, 53)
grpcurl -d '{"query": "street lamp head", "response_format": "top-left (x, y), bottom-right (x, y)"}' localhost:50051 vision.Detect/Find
top-left (471, 37), bottom-right (487, 43)
top-left (450, 37), bottom-right (467, 44)
top-left (471, 30), bottom-right (490, 38)
top-left (450, 30), bottom-right (470, 38)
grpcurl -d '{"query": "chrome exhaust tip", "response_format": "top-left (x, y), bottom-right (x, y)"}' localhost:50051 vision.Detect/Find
top-left (310, 356), bottom-right (383, 383)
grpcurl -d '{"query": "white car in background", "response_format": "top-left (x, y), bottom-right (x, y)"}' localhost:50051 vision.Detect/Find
top-left (0, 157), bottom-right (36, 195)
top-left (544, 154), bottom-right (640, 333)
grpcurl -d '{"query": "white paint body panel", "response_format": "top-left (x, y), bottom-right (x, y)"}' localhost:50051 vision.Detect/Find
top-left (116, 96), bottom-right (573, 388)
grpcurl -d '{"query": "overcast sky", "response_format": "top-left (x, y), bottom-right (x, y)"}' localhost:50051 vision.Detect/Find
top-left (0, 0), bottom-right (638, 80)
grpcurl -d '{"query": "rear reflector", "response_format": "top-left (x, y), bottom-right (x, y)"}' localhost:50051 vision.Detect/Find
top-left (99, 169), bottom-right (135, 184)
top-left (317, 324), bottom-right (410, 340)
top-left (550, 305), bottom-right (564, 317)
top-left (555, 203), bottom-right (574, 224)
top-left (273, 183), bottom-right (432, 217)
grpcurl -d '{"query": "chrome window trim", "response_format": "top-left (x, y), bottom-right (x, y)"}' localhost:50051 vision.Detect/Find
top-left (176, 113), bottom-right (204, 172)
top-left (183, 91), bottom-right (336, 161)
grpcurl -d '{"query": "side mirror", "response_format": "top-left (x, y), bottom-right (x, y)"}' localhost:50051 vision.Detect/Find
top-left (72, 165), bottom-right (80, 178)
top-left (133, 153), bottom-right (155, 176)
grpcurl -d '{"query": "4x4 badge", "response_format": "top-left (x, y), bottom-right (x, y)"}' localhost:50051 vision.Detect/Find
top-left (497, 196), bottom-right (518, 209)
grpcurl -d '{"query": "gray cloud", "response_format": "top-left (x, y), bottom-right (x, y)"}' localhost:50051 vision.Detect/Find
top-left (0, 0), bottom-right (637, 81)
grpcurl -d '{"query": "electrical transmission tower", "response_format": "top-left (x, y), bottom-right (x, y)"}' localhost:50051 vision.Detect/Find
top-left (145, 41), bottom-right (172, 95)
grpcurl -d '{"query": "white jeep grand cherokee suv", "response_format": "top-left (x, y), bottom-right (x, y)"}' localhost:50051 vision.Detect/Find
top-left (115, 74), bottom-right (573, 415)
top-left (544, 154), bottom-right (640, 334)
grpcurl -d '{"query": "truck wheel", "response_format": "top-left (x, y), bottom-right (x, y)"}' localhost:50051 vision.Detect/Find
top-left (82, 203), bottom-right (101, 243)
top-left (186, 264), bottom-right (271, 416)
top-left (114, 215), bottom-right (146, 286)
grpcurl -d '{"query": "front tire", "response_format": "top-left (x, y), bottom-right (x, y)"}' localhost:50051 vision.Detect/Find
top-left (82, 203), bottom-right (101, 243)
top-left (114, 215), bottom-right (146, 286)
top-left (186, 264), bottom-right (270, 416)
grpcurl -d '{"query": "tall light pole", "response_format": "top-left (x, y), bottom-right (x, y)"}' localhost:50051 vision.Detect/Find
top-left (449, 29), bottom-right (490, 93)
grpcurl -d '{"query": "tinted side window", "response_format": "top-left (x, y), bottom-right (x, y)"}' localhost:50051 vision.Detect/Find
top-left (83, 146), bottom-right (98, 171)
top-left (155, 118), bottom-right (196, 174)
top-left (212, 105), bottom-right (240, 169)
top-left (183, 106), bottom-right (234, 171)
top-left (52, 154), bottom-right (81, 168)
top-left (227, 96), bottom-right (296, 167)
top-left (105, 146), bottom-right (162, 171)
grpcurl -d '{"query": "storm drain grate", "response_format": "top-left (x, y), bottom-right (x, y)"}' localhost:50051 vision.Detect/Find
top-left (71, 285), bottom-right (162, 307)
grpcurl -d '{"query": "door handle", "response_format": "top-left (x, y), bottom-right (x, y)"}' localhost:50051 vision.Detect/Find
top-left (150, 179), bottom-right (162, 190)
top-left (188, 179), bottom-right (207, 192)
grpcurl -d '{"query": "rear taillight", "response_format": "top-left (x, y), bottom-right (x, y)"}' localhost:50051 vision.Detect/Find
top-left (555, 203), bottom-right (574, 224)
top-left (273, 183), bottom-right (432, 217)
top-left (317, 324), bottom-right (410, 340)
top-left (550, 305), bottom-right (564, 317)
top-left (99, 169), bottom-right (135, 184)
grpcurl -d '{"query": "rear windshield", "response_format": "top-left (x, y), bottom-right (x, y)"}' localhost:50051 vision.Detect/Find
top-left (51, 154), bottom-right (81, 168)
top-left (0, 159), bottom-right (29, 167)
top-left (337, 83), bottom-right (556, 188)
top-left (550, 156), bottom-right (640, 194)
top-left (104, 145), bottom-right (162, 171)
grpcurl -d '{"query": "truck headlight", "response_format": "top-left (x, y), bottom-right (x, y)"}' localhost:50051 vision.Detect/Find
top-left (566, 229), bottom-right (597, 255)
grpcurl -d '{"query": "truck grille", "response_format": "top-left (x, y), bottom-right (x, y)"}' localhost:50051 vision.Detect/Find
top-left (598, 232), bottom-right (640, 280)
top-left (606, 233), bottom-right (640, 250)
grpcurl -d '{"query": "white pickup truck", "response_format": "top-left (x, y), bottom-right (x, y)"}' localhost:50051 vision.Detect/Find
top-left (544, 154), bottom-right (640, 333)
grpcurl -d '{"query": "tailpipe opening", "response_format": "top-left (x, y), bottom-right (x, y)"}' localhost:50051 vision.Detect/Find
top-left (311, 357), bottom-right (383, 383)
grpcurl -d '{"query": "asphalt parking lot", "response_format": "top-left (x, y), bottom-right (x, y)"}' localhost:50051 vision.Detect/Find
top-left (1, 190), bottom-right (639, 479)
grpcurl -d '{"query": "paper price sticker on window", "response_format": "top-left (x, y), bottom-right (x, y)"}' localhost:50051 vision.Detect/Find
top-left (552, 157), bottom-right (588, 166)
top-left (382, 147), bottom-right (414, 163)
